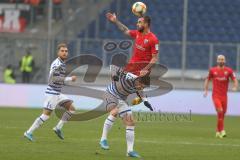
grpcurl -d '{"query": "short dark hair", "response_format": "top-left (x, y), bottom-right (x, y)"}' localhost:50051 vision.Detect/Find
top-left (137, 75), bottom-right (150, 86)
top-left (57, 43), bottom-right (67, 52)
top-left (143, 16), bottom-right (151, 27)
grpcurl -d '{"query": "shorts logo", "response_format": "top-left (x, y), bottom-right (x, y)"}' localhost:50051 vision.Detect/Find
top-left (155, 44), bottom-right (159, 50)
top-left (135, 44), bottom-right (146, 51)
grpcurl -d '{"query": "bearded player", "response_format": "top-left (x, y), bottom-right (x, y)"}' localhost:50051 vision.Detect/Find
top-left (204, 55), bottom-right (238, 138)
top-left (24, 43), bottom-right (77, 141)
top-left (99, 13), bottom-right (159, 157)
top-left (106, 13), bottom-right (159, 76)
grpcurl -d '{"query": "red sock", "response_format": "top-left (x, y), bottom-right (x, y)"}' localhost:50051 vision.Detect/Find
top-left (222, 113), bottom-right (226, 131)
top-left (217, 111), bottom-right (224, 132)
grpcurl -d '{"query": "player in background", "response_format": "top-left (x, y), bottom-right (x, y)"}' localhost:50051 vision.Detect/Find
top-left (99, 13), bottom-right (158, 157)
top-left (24, 43), bottom-right (77, 141)
top-left (204, 55), bottom-right (238, 138)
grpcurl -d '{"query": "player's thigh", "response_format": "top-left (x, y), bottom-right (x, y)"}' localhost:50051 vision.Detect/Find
top-left (222, 96), bottom-right (228, 114)
top-left (122, 111), bottom-right (134, 126)
top-left (103, 92), bottom-right (119, 113)
top-left (212, 97), bottom-right (223, 112)
top-left (118, 101), bottom-right (134, 125)
top-left (58, 94), bottom-right (74, 110)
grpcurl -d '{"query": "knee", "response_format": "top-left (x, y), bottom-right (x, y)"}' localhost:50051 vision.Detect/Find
top-left (69, 105), bottom-right (75, 112)
top-left (64, 101), bottom-right (75, 111)
top-left (40, 113), bottom-right (50, 122)
top-left (123, 114), bottom-right (135, 126)
top-left (43, 109), bottom-right (52, 116)
top-left (108, 107), bottom-right (118, 117)
top-left (216, 108), bottom-right (223, 113)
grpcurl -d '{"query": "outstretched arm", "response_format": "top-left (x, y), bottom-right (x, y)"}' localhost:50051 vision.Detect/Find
top-left (106, 12), bottom-right (130, 36)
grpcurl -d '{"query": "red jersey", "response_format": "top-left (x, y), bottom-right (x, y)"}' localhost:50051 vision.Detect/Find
top-left (124, 30), bottom-right (159, 75)
top-left (208, 66), bottom-right (236, 97)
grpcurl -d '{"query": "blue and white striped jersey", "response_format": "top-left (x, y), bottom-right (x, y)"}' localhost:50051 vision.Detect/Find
top-left (106, 72), bottom-right (138, 100)
top-left (45, 58), bottom-right (66, 95)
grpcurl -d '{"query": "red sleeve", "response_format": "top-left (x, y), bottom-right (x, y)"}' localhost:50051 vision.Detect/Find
top-left (151, 37), bottom-right (159, 55)
top-left (229, 69), bottom-right (236, 80)
top-left (129, 30), bottom-right (137, 39)
top-left (207, 69), bottom-right (213, 80)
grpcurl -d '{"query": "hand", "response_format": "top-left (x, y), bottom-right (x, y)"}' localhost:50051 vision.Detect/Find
top-left (106, 12), bottom-right (117, 23)
top-left (203, 90), bottom-right (208, 97)
top-left (232, 86), bottom-right (238, 92)
top-left (139, 69), bottom-right (149, 77)
top-left (71, 76), bottom-right (77, 82)
top-left (144, 101), bottom-right (153, 111)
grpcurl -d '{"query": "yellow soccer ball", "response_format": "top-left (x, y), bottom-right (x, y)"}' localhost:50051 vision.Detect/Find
top-left (132, 97), bottom-right (142, 105)
top-left (132, 2), bottom-right (147, 17)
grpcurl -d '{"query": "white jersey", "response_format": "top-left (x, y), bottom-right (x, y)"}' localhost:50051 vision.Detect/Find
top-left (45, 58), bottom-right (66, 95)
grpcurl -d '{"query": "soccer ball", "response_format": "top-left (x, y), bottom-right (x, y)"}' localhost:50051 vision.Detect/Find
top-left (132, 2), bottom-right (147, 17)
top-left (131, 97), bottom-right (142, 105)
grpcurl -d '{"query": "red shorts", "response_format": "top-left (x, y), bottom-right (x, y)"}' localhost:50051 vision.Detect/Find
top-left (212, 96), bottom-right (227, 113)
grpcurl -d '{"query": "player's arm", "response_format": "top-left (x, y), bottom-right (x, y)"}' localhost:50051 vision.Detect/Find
top-left (52, 74), bottom-right (76, 84)
top-left (230, 70), bottom-right (238, 91)
top-left (106, 12), bottom-right (130, 37)
top-left (139, 54), bottom-right (158, 77)
top-left (139, 39), bottom-right (159, 77)
top-left (64, 76), bottom-right (77, 84)
top-left (51, 67), bottom-right (76, 83)
top-left (204, 78), bottom-right (210, 97)
top-left (232, 79), bottom-right (238, 91)
top-left (204, 69), bottom-right (212, 97)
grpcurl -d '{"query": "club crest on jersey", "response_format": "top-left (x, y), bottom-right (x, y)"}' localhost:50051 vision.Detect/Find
top-left (224, 71), bottom-right (228, 75)
top-left (214, 72), bottom-right (217, 75)
top-left (144, 39), bottom-right (149, 44)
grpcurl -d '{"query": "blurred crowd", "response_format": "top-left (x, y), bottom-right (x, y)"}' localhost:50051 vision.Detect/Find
top-left (1, 0), bottom-right (63, 22)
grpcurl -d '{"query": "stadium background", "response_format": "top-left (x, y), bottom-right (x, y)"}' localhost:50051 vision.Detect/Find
top-left (0, 1), bottom-right (240, 160)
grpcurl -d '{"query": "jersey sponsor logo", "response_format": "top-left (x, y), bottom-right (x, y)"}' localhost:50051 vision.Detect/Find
top-left (216, 77), bottom-right (227, 81)
top-left (144, 39), bottom-right (149, 44)
top-left (135, 44), bottom-right (146, 51)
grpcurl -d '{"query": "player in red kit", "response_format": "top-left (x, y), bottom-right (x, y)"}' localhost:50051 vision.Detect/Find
top-left (98, 13), bottom-right (158, 157)
top-left (204, 55), bottom-right (238, 138)
top-left (106, 13), bottom-right (159, 76)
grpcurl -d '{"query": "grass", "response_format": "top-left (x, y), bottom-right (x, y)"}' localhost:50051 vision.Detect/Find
top-left (0, 108), bottom-right (240, 160)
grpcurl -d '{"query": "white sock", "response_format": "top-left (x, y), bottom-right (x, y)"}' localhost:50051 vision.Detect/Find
top-left (101, 115), bottom-right (116, 141)
top-left (126, 126), bottom-right (135, 153)
top-left (55, 110), bottom-right (74, 130)
top-left (27, 114), bottom-right (49, 134)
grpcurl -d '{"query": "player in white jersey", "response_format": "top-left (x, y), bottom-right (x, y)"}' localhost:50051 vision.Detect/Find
top-left (24, 43), bottom-right (77, 141)
top-left (99, 66), bottom-right (153, 158)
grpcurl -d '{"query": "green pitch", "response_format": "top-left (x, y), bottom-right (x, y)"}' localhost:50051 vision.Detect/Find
top-left (0, 108), bottom-right (240, 160)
